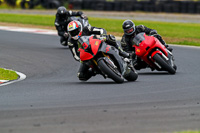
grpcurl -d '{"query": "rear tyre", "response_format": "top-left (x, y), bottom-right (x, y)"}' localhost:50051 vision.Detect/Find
top-left (98, 59), bottom-right (124, 83)
top-left (153, 53), bottom-right (176, 74)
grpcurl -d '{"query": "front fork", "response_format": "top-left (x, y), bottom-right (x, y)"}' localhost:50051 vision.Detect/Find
top-left (151, 49), bottom-right (174, 69)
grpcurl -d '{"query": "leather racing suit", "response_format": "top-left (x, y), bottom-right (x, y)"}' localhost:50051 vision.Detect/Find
top-left (121, 25), bottom-right (168, 70)
top-left (54, 10), bottom-right (86, 46)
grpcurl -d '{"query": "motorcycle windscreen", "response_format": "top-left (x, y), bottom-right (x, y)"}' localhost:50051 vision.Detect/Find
top-left (78, 48), bottom-right (94, 61)
top-left (133, 33), bottom-right (156, 57)
top-left (133, 33), bottom-right (155, 47)
top-left (89, 36), bottom-right (101, 55)
top-left (133, 33), bottom-right (146, 46)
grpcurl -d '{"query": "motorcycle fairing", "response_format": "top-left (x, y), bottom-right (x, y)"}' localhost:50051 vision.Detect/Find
top-left (134, 34), bottom-right (156, 57)
top-left (79, 48), bottom-right (93, 61)
top-left (133, 33), bottom-right (169, 68)
top-left (98, 43), bottom-right (125, 73)
top-left (78, 36), bottom-right (101, 61)
top-left (89, 36), bottom-right (101, 55)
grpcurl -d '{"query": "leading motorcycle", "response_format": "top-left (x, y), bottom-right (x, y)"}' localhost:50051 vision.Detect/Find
top-left (78, 35), bottom-right (138, 83)
top-left (132, 32), bottom-right (177, 74)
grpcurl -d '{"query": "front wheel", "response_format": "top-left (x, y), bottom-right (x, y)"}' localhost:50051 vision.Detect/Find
top-left (153, 53), bottom-right (176, 74)
top-left (98, 59), bottom-right (124, 83)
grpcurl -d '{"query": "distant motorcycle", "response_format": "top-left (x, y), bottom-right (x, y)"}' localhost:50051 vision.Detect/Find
top-left (132, 33), bottom-right (177, 74)
top-left (78, 35), bottom-right (138, 83)
top-left (69, 16), bottom-right (90, 28)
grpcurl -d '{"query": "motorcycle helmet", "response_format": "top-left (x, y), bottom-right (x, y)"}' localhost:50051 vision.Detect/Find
top-left (122, 20), bottom-right (136, 36)
top-left (67, 20), bottom-right (83, 40)
top-left (57, 6), bottom-right (67, 19)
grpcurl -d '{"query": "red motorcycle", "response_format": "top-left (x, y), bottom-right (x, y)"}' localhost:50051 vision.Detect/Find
top-left (78, 35), bottom-right (138, 83)
top-left (132, 33), bottom-right (177, 74)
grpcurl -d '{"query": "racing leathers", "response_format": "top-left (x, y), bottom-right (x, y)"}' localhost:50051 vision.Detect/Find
top-left (121, 25), bottom-right (170, 70)
top-left (54, 10), bottom-right (87, 46)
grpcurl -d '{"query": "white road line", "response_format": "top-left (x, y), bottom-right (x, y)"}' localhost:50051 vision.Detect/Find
top-left (0, 71), bottom-right (26, 87)
top-left (0, 26), bottom-right (57, 35)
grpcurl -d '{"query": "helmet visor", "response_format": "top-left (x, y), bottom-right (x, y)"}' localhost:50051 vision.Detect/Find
top-left (124, 27), bottom-right (135, 35)
top-left (69, 27), bottom-right (81, 37)
top-left (59, 13), bottom-right (66, 19)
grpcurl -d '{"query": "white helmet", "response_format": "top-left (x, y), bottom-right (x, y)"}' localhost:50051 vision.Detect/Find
top-left (67, 20), bottom-right (83, 40)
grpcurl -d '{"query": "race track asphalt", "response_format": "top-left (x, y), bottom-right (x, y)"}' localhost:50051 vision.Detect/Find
top-left (0, 30), bottom-right (200, 133)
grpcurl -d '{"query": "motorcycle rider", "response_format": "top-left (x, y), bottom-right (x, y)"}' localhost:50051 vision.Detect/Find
top-left (54, 6), bottom-right (87, 46)
top-left (67, 20), bottom-right (130, 81)
top-left (121, 19), bottom-right (173, 70)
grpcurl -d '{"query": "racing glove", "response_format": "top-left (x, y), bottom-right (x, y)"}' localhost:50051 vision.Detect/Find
top-left (149, 30), bottom-right (158, 36)
top-left (63, 32), bottom-right (69, 39)
top-left (77, 11), bottom-right (83, 16)
top-left (81, 14), bottom-right (88, 20)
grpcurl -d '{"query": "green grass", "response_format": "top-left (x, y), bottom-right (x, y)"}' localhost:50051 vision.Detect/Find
top-left (89, 18), bottom-right (200, 46)
top-left (0, 13), bottom-right (55, 26)
top-left (0, 68), bottom-right (18, 80)
top-left (0, 13), bottom-right (200, 46)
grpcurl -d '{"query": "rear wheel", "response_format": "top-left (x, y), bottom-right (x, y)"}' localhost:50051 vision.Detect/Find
top-left (153, 53), bottom-right (176, 74)
top-left (98, 59), bottom-right (124, 83)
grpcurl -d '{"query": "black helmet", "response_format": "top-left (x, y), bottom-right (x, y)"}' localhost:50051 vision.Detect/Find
top-left (122, 20), bottom-right (135, 35)
top-left (57, 6), bottom-right (67, 19)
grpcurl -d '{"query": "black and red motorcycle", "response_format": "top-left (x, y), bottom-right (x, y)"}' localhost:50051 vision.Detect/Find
top-left (78, 35), bottom-right (138, 83)
top-left (132, 33), bottom-right (177, 74)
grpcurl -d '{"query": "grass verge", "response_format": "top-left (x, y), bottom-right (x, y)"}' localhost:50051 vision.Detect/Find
top-left (0, 13), bottom-right (200, 46)
top-left (0, 68), bottom-right (18, 80)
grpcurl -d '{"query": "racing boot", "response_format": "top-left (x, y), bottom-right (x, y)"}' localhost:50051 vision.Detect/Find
top-left (106, 34), bottom-right (130, 58)
top-left (160, 38), bottom-right (173, 52)
top-left (60, 36), bottom-right (68, 46)
top-left (118, 49), bottom-right (130, 58)
top-left (165, 44), bottom-right (173, 52)
top-left (77, 64), bottom-right (96, 81)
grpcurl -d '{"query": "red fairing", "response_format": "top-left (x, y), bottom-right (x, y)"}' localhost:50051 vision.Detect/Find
top-left (154, 38), bottom-right (168, 56)
top-left (151, 50), bottom-right (162, 61)
top-left (78, 48), bottom-right (93, 61)
top-left (78, 36), bottom-right (102, 61)
top-left (133, 33), bottom-right (168, 68)
top-left (134, 34), bottom-right (156, 57)
top-left (89, 36), bottom-right (101, 55)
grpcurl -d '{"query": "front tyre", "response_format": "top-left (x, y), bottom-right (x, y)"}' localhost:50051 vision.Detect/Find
top-left (98, 59), bottom-right (124, 83)
top-left (153, 53), bottom-right (176, 74)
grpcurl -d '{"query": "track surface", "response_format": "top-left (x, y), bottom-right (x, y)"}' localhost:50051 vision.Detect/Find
top-left (0, 30), bottom-right (200, 133)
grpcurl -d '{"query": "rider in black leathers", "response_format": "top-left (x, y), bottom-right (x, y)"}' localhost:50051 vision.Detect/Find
top-left (54, 6), bottom-right (87, 46)
top-left (67, 20), bottom-right (130, 81)
top-left (121, 19), bottom-right (173, 70)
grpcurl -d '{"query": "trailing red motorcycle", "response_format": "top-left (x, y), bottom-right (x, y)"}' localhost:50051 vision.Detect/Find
top-left (78, 35), bottom-right (138, 83)
top-left (132, 33), bottom-right (177, 74)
